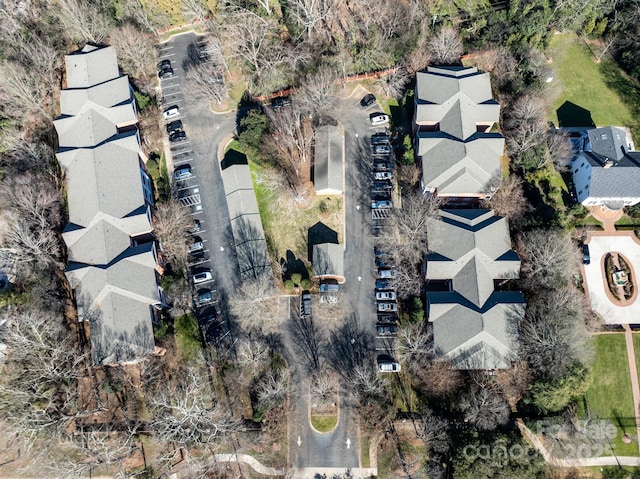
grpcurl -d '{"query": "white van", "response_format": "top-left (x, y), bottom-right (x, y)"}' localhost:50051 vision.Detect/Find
top-left (370, 113), bottom-right (389, 126)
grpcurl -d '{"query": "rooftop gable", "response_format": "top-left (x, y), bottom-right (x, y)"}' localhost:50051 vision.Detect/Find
top-left (65, 45), bottom-right (120, 89)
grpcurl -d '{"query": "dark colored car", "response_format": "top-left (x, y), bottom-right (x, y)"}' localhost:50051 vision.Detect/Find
top-left (158, 60), bottom-right (174, 78)
top-left (372, 181), bottom-right (393, 190)
top-left (583, 244), bottom-right (591, 265)
top-left (272, 97), bottom-right (291, 108)
top-left (159, 68), bottom-right (174, 79)
top-left (195, 289), bottom-right (213, 306)
top-left (360, 93), bottom-right (376, 108)
top-left (166, 120), bottom-right (183, 134)
top-left (371, 132), bottom-right (390, 145)
top-left (377, 323), bottom-right (398, 336)
top-left (169, 130), bottom-right (187, 143)
top-left (376, 279), bottom-right (394, 291)
top-left (373, 162), bottom-right (392, 172)
top-left (301, 290), bottom-right (312, 316)
top-left (377, 314), bottom-right (398, 323)
top-left (158, 59), bottom-right (171, 69)
top-left (319, 282), bottom-right (340, 293)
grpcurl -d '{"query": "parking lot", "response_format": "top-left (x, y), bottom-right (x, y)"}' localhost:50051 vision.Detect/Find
top-left (157, 34), bottom-right (239, 349)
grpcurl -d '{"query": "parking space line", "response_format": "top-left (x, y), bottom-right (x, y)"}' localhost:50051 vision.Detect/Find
top-left (173, 158), bottom-right (193, 166)
top-left (172, 149), bottom-right (192, 155)
top-left (189, 259), bottom-right (210, 267)
top-left (175, 183), bottom-right (199, 192)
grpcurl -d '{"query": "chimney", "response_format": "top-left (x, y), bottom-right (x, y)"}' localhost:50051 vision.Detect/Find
top-left (603, 158), bottom-right (614, 169)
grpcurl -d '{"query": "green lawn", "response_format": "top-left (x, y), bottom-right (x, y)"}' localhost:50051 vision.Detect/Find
top-left (633, 334), bottom-right (640, 391)
top-left (546, 34), bottom-right (639, 143)
top-left (585, 334), bottom-right (638, 456)
top-left (310, 415), bottom-right (338, 433)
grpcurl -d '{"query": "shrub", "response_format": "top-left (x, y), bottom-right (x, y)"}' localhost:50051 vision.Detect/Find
top-left (134, 91), bottom-right (151, 110)
top-left (300, 278), bottom-right (312, 289)
top-left (291, 273), bottom-right (302, 285)
top-left (284, 280), bottom-right (294, 290)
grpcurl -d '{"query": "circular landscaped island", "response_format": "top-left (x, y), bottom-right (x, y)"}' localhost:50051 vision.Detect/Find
top-left (603, 252), bottom-right (637, 305)
top-left (309, 373), bottom-right (339, 433)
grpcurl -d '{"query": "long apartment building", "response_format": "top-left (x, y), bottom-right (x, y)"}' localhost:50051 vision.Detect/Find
top-left (54, 45), bottom-right (162, 365)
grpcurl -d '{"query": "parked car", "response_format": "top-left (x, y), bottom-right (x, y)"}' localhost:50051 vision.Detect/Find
top-left (193, 270), bottom-right (212, 284)
top-left (374, 145), bottom-right (392, 155)
top-left (583, 243), bottom-right (591, 265)
top-left (377, 314), bottom-right (398, 323)
top-left (169, 130), bottom-right (187, 143)
top-left (373, 162), bottom-right (392, 172)
top-left (158, 60), bottom-right (173, 78)
top-left (376, 279), bottom-right (394, 291)
top-left (173, 165), bottom-right (192, 180)
top-left (376, 291), bottom-right (397, 301)
top-left (378, 361), bottom-right (401, 373)
top-left (166, 120), bottom-right (183, 134)
top-left (195, 289), bottom-right (213, 306)
top-left (205, 321), bottom-right (224, 342)
top-left (377, 302), bottom-right (398, 312)
top-left (374, 171), bottom-right (392, 181)
top-left (370, 113), bottom-right (389, 126)
top-left (378, 269), bottom-right (397, 279)
top-left (272, 96), bottom-right (291, 108)
top-left (377, 323), bottom-right (398, 336)
top-left (319, 282), bottom-right (340, 293)
top-left (371, 200), bottom-right (393, 209)
top-left (360, 93), bottom-right (376, 108)
top-left (372, 181), bottom-right (393, 190)
top-left (191, 219), bottom-right (202, 233)
top-left (188, 239), bottom-right (204, 252)
top-left (371, 133), bottom-right (390, 145)
top-left (301, 290), bottom-right (312, 316)
top-left (163, 106), bottom-right (180, 119)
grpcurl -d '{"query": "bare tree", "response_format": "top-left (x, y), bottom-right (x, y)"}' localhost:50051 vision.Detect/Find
top-left (109, 23), bottom-right (156, 89)
top-left (56, 0), bottom-right (114, 44)
top-left (229, 278), bottom-right (281, 336)
top-left (480, 175), bottom-right (530, 222)
top-left (388, 191), bottom-right (441, 266)
top-left (292, 66), bottom-right (339, 119)
top-left (374, 66), bottom-right (410, 100)
top-left (428, 27), bottom-right (463, 65)
top-left (256, 369), bottom-right (288, 407)
top-left (396, 323), bottom-right (432, 366)
top-left (153, 200), bottom-right (193, 271)
top-left (222, 11), bottom-right (291, 94)
top-left (413, 360), bottom-right (462, 399)
top-left (459, 378), bottom-right (510, 431)
top-left (520, 286), bottom-right (591, 379)
top-left (285, 0), bottom-right (333, 42)
top-left (517, 229), bottom-right (578, 290)
top-left (547, 129), bottom-right (573, 171)
top-left (0, 172), bottom-right (61, 230)
top-left (0, 61), bottom-right (49, 120)
top-left (263, 106), bottom-right (314, 196)
top-left (0, 307), bottom-right (83, 440)
top-left (310, 369), bottom-right (339, 401)
top-left (352, 364), bottom-right (386, 400)
top-left (236, 337), bottom-right (270, 371)
top-left (149, 368), bottom-right (241, 447)
top-left (416, 408), bottom-right (450, 454)
top-left (4, 31), bottom-right (61, 92)
top-left (183, 61), bottom-right (228, 105)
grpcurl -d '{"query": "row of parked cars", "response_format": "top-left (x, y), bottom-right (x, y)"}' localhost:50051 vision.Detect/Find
top-left (374, 246), bottom-right (401, 372)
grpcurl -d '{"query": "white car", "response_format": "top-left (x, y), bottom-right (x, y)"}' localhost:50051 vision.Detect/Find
top-left (370, 113), bottom-right (389, 126)
top-left (378, 361), bottom-right (401, 373)
top-left (377, 302), bottom-right (398, 312)
top-left (374, 172), bottom-right (392, 181)
top-left (376, 291), bottom-right (397, 301)
top-left (163, 106), bottom-right (180, 119)
top-left (374, 145), bottom-right (391, 155)
top-left (371, 200), bottom-right (393, 209)
top-left (188, 241), bottom-right (204, 253)
top-left (193, 270), bottom-right (212, 284)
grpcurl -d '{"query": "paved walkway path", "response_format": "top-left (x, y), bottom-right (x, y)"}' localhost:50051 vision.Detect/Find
top-left (211, 454), bottom-right (285, 476)
top-left (589, 205), bottom-right (624, 233)
top-left (622, 325), bottom-right (640, 452)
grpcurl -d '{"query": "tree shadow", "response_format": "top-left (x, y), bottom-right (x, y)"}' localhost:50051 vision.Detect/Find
top-left (600, 60), bottom-right (640, 142)
top-left (556, 101), bottom-right (595, 128)
top-left (282, 250), bottom-right (308, 282)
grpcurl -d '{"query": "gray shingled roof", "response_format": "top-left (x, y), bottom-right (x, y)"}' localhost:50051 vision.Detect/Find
top-left (60, 137), bottom-right (146, 227)
top-left (426, 209), bottom-right (519, 307)
top-left (65, 45), bottom-right (120, 89)
top-left (314, 125), bottom-right (344, 194)
top-left (430, 299), bottom-right (524, 370)
top-left (587, 126), bottom-right (627, 162)
top-left (415, 66), bottom-right (499, 140)
top-left (417, 133), bottom-right (504, 195)
top-left (60, 75), bottom-right (135, 119)
top-left (313, 243), bottom-right (344, 278)
top-left (57, 44), bottom-right (158, 366)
